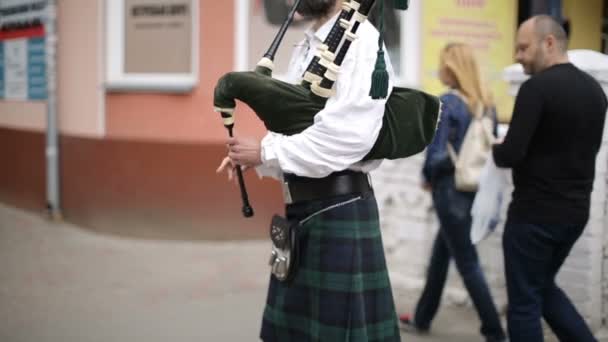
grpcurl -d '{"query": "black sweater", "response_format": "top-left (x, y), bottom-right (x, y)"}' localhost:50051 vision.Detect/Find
top-left (493, 63), bottom-right (607, 225)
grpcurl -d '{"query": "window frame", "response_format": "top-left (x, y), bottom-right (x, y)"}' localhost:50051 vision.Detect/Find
top-left (105, 0), bottom-right (199, 92)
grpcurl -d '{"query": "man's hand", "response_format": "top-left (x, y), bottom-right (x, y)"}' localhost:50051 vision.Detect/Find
top-left (216, 156), bottom-right (244, 181)
top-left (216, 137), bottom-right (262, 181)
top-left (227, 136), bottom-right (262, 167)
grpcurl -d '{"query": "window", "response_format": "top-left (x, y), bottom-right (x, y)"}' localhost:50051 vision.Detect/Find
top-left (105, 0), bottom-right (199, 92)
top-left (235, 0), bottom-right (421, 86)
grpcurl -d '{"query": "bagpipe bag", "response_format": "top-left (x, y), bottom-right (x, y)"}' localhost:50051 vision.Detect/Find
top-left (214, 69), bottom-right (440, 160)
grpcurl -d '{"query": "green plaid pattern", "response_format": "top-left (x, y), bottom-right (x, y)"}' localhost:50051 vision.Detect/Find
top-left (260, 193), bottom-right (401, 341)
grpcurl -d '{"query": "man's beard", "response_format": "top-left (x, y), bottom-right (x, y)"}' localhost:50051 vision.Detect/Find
top-left (296, 0), bottom-right (335, 19)
top-left (527, 49), bottom-right (546, 75)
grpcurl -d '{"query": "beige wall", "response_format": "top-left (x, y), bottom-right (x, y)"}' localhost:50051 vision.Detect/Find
top-left (0, 102), bottom-right (46, 131)
top-left (56, 0), bottom-right (105, 137)
top-left (0, 0), bottom-right (105, 137)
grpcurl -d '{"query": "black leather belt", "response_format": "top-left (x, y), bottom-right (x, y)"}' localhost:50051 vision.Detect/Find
top-left (282, 170), bottom-right (372, 204)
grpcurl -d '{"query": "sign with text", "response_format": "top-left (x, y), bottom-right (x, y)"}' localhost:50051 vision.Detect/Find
top-left (124, 0), bottom-right (192, 74)
top-left (0, 0), bottom-right (47, 101)
top-left (421, 0), bottom-right (516, 122)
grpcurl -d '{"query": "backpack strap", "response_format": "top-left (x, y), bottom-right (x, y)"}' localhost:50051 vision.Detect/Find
top-left (473, 101), bottom-right (484, 119)
top-left (446, 102), bottom-right (495, 164)
top-left (445, 90), bottom-right (470, 164)
top-left (479, 106), bottom-right (497, 144)
top-left (447, 141), bottom-right (458, 165)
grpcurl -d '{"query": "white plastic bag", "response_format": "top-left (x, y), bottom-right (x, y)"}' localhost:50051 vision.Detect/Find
top-left (470, 153), bottom-right (511, 244)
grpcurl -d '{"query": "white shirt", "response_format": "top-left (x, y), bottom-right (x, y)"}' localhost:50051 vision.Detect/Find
top-left (256, 12), bottom-right (394, 179)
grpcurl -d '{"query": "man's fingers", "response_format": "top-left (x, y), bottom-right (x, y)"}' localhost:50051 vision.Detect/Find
top-left (227, 167), bottom-right (234, 181)
top-left (226, 137), bottom-right (238, 146)
top-left (228, 151), bottom-right (243, 163)
top-left (227, 166), bottom-right (249, 183)
top-left (217, 156), bottom-right (240, 182)
top-left (216, 157), bottom-right (231, 173)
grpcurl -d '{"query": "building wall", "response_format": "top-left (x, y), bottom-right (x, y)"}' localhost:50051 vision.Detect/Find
top-left (589, 85), bottom-right (608, 330)
top-left (0, 0), bottom-right (104, 213)
top-left (0, 0), bottom-right (104, 135)
top-left (0, 128), bottom-right (46, 212)
top-left (60, 136), bottom-right (282, 240)
top-left (563, 0), bottom-right (603, 51)
top-left (56, 0), bottom-right (105, 137)
top-left (0, 0), bottom-right (281, 239)
top-left (105, 0), bottom-right (266, 143)
top-left (0, 102), bottom-right (46, 131)
top-left (87, 0), bottom-right (278, 239)
top-left (62, 0), bottom-right (281, 239)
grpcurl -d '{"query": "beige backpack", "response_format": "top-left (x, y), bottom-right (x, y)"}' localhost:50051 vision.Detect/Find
top-left (447, 100), bottom-right (495, 192)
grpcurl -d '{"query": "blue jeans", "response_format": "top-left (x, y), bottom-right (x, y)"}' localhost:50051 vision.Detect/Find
top-left (503, 220), bottom-right (597, 341)
top-left (413, 178), bottom-right (505, 340)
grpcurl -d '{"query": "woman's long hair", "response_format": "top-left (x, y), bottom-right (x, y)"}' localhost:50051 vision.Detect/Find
top-left (440, 43), bottom-right (493, 116)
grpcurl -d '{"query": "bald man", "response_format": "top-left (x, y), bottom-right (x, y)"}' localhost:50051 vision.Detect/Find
top-left (493, 15), bottom-right (607, 341)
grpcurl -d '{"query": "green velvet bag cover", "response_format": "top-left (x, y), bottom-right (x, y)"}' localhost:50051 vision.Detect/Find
top-left (364, 87), bottom-right (440, 160)
top-left (214, 71), bottom-right (440, 160)
top-left (214, 71), bottom-right (326, 136)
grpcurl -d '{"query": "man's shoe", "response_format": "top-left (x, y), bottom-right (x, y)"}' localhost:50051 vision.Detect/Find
top-left (398, 313), bottom-right (429, 334)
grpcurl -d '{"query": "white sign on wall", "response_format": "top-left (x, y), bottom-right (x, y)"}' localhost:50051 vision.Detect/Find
top-left (4, 39), bottom-right (27, 99)
top-left (105, 0), bottom-right (199, 92)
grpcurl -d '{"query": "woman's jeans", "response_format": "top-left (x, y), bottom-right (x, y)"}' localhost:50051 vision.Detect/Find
top-left (503, 220), bottom-right (597, 341)
top-left (413, 177), bottom-right (505, 340)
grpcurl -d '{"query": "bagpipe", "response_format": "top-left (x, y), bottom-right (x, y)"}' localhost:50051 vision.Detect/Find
top-left (214, 0), bottom-right (441, 217)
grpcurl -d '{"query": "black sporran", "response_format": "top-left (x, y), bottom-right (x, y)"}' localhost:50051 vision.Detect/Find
top-left (268, 215), bottom-right (301, 284)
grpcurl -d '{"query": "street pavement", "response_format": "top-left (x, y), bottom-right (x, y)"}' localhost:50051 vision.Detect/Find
top-left (0, 203), bottom-right (539, 341)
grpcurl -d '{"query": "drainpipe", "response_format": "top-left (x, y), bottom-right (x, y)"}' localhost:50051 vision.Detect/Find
top-left (531, 0), bottom-right (563, 20)
top-left (547, 0), bottom-right (563, 21)
top-left (45, 0), bottom-right (61, 220)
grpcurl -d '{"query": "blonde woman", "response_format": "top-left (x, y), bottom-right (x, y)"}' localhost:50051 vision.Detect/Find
top-left (399, 43), bottom-right (506, 342)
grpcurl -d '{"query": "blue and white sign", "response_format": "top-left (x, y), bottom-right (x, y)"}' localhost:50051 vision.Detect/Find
top-left (27, 37), bottom-right (46, 100)
top-left (0, 43), bottom-right (4, 99)
top-left (0, 0), bottom-right (47, 101)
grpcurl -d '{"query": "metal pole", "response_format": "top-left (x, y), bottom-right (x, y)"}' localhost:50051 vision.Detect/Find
top-left (45, 0), bottom-right (61, 220)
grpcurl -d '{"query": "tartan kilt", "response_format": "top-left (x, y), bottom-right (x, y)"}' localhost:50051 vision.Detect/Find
top-left (260, 192), bottom-right (401, 342)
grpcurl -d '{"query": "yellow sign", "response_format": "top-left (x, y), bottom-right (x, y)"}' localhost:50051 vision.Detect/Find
top-left (421, 0), bottom-right (517, 122)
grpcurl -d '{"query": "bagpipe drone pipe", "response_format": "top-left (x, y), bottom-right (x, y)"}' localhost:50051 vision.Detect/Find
top-left (214, 0), bottom-right (441, 217)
